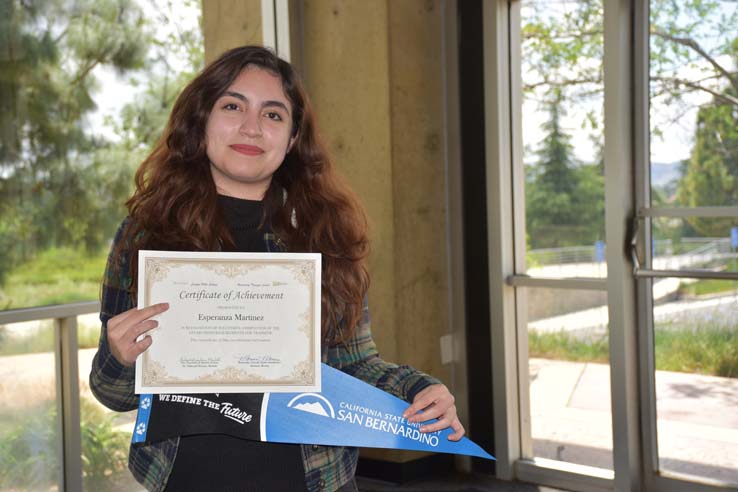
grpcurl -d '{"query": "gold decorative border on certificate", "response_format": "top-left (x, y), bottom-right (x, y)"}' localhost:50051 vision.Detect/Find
top-left (141, 256), bottom-right (317, 387)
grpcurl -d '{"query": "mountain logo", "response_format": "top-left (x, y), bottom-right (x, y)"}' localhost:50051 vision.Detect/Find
top-left (286, 393), bottom-right (335, 419)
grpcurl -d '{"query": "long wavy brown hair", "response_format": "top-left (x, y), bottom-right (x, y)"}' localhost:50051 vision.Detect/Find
top-left (115, 46), bottom-right (369, 344)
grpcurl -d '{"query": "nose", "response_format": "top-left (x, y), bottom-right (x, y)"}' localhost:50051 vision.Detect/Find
top-left (238, 111), bottom-right (262, 137)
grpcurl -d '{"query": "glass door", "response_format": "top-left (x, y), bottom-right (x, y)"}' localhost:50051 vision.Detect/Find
top-left (636, 1), bottom-right (738, 490)
top-left (489, 1), bottom-right (737, 490)
top-left (511, 0), bottom-right (615, 486)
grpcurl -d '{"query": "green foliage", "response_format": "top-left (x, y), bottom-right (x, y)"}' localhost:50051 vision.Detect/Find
top-left (649, 0), bottom-right (738, 108)
top-left (528, 331), bottom-right (609, 363)
top-left (0, 320), bottom-right (99, 356)
top-left (523, 0), bottom-right (738, 247)
top-left (649, 1), bottom-right (738, 227)
top-left (655, 324), bottom-right (738, 378)
top-left (525, 93), bottom-right (604, 248)
top-left (0, 247), bottom-right (107, 310)
top-left (529, 324), bottom-right (738, 378)
top-left (0, 0), bottom-right (203, 304)
top-left (0, 404), bottom-right (59, 489)
top-left (0, 0), bottom-right (150, 282)
top-left (679, 278), bottom-right (738, 297)
top-left (0, 399), bottom-right (132, 491)
top-left (677, 92), bottom-right (738, 232)
top-left (80, 399), bottom-right (131, 491)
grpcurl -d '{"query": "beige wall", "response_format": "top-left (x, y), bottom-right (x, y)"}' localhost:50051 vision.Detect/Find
top-left (202, 0), bottom-right (451, 463)
top-left (203, 0), bottom-right (262, 62)
top-left (301, 0), bottom-right (450, 382)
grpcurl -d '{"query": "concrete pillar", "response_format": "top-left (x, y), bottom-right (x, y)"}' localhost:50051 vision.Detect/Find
top-left (301, 0), bottom-right (450, 464)
top-left (301, 0), bottom-right (401, 361)
top-left (202, 0), bottom-right (263, 63)
top-left (387, 0), bottom-right (448, 378)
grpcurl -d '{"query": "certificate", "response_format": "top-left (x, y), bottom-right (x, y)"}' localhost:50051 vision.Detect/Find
top-left (134, 251), bottom-right (321, 394)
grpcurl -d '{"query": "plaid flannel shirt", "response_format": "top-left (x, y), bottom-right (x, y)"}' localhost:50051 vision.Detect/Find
top-left (89, 221), bottom-right (440, 492)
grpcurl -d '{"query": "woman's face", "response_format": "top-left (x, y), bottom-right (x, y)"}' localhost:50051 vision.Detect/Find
top-left (205, 66), bottom-right (295, 200)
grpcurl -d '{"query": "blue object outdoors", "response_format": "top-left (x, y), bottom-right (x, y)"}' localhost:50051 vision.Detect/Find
top-left (132, 363), bottom-right (494, 460)
top-left (731, 227), bottom-right (738, 249)
top-left (595, 240), bottom-right (606, 262)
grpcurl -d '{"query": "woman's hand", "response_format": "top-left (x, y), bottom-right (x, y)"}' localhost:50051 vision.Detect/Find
top-left (402, 384), bottom-right (466, 441)
top-left (107, 303), bottom-right (169, 366)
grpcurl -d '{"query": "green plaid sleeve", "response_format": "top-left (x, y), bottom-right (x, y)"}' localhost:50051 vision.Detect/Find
top-left (89, 220), bottom-right (139, 412)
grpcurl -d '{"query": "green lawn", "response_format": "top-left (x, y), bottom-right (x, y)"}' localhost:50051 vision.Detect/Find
top-left (679, 278), bottom-right (738, 297)
top-left (0, 247), bottom-right (108, 310)
top-left (529, 324), bottom-right (738, 378)
top-left (677, 259), bottom-right (738, 297)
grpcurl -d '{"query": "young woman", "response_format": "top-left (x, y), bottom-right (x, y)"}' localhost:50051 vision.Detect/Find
top-left (90, 45), bottom-right (464, 492)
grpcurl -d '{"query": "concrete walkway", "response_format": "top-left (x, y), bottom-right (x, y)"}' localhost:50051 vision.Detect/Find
top-left (529, 358), bottom-right (738, 484)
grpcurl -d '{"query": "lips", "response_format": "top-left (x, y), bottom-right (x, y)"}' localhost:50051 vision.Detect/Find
top-left (230, 144), bottom-right (264, 156)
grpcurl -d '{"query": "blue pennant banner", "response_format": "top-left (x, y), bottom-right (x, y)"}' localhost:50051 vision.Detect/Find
top-left (132, 363), bottom-right (494, 460)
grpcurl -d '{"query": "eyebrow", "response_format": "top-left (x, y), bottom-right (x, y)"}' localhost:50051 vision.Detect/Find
top-left (223, 91), bottom-right (291, 115)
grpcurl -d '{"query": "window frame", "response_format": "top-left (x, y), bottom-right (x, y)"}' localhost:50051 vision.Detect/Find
top-left (488, 0), bottom-right (738, 490)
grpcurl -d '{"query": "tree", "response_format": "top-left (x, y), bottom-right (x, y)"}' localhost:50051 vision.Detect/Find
top-left (526, 91), bottom-right (604, 248)
top-left (0, 0), bottom-right (149, 276)
top-left (522, 0), bottom-right (738, 247)
top-left (522, 0), bottom-right (738, 116)
top-left (677, 85), bottom-right (738, 235)
top-left (0, 0), bottom-right (203, 289)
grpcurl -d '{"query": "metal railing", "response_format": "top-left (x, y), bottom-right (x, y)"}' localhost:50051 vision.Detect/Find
top-left (529, 238), bottom-right (734, 267)
top-left (1, 301), bottom-right (100, 492)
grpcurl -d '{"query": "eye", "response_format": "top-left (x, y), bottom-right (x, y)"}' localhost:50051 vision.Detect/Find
top-left (222, 102), bottom-right (240, 111)
top-left (265, 111), bottom-right (283, 121)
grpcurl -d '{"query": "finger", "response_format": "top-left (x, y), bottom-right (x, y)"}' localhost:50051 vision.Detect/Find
top-left (108, 303), bottom-right (167, 333)
top-left (412, 403), bottom-right (446, 423)
top-left (404, 392), bottom-right (439, 419)
top-left (420, 416), bottom-right (452, 434)
top-left (403, 384), bottom-right (443, 415)
top-left (135, 334), bottom-right (153, 351)
top-left (125, 319), bottom-right (159, 344)
top-left (402, 403), bottom-right (420, 420)
top-left (116, 333), bottom-right (153, 366)
top-left (108, 307), bottom-right (139, 331)
top-left (407, 395), bottom-right (453, 423)
top-left (129, 335), bottom-right (153, 361)
top-left (119, 303), bottom-right (169, 329)
top-left (447, 420), bottom-right (466, 441)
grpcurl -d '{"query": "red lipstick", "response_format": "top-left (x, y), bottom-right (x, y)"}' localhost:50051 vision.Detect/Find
top-left (230, 144), bottom-right (264, 156)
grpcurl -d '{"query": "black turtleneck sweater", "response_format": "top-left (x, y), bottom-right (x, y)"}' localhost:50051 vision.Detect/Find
top-left (218, 194), bottom-right (269, 252)
top-left (163, 195), bottom-right (306, 492)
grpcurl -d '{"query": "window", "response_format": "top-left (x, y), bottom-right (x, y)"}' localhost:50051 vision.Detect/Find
top-left (0, 0), bottom-right (203, 311)
top-left (485, 0), bottom-right (738, 490)
top-left (0, 1), bottom-right (203, 489)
